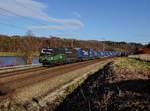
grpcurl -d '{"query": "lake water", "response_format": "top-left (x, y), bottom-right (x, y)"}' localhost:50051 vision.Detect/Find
top-left (0, 56), bottom-right (40, 67)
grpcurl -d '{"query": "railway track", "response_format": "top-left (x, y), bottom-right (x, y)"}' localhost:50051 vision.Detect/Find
top-left (0, 65), bottom-right (41, 74)
top-left (0, 58), bottom-right (112, 95)
top-left (0, 66), bottom-right (46, 78)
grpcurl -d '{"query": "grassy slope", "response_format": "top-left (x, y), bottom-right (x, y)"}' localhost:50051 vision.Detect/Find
top-left (113, 57), bottom-right (150, 70)
top-left (129, 54), bottom-right (150, 61)
top-left (112, 57), bottom-right (150, 80)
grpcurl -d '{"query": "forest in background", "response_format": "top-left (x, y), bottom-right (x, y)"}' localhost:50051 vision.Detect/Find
top-left (0, 34), bottom-right (145, 56)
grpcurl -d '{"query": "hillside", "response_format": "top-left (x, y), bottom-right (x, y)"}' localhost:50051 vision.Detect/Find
top-left (0, 34), bottom-right (143, 54)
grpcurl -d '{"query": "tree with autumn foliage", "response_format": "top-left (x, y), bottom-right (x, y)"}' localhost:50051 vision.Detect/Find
top-left (0, 34), bottom-right (143, 55)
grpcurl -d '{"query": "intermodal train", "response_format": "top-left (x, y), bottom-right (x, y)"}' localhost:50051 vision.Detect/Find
top-left (39, 47), bottom-right (128, 66)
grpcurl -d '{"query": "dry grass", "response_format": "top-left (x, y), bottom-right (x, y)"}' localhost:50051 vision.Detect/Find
top-left (129, 54), bottom-right (150, 61)
top-left (110, 57), bottom-right (150, 84)
top-left (113, 57), bottom-right (150, 78)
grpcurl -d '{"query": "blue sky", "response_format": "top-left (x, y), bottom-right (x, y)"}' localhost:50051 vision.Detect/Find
top-left (0, 0), bottom-right (150, 44)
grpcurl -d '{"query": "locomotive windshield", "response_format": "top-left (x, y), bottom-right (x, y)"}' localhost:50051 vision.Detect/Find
top-left (41, 48), bottom-right (53, 54)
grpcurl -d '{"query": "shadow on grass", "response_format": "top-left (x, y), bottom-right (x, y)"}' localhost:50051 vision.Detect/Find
top-left (105, 79), bottom-right (150, 94)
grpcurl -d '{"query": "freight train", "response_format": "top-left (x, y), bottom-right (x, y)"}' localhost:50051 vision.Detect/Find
top-left (39, 47), bottom-right (128, 66)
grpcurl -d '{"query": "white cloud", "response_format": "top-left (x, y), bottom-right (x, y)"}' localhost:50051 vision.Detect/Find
top-left (73, 12), bottom-right (81, 18)
top-left (0, 0), bottom-right (83, 29)
top-left (30, 25), bottom-right (79, 30)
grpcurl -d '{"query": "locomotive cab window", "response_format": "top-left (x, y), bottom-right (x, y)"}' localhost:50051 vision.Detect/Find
top-left (41, 48), bottom-right (53, 55)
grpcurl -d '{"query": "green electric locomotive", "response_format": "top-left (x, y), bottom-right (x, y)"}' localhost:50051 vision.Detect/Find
top-left (39, 48), bottom-right (65, 66)
top-left (39, 48), bottom-right (78, 66)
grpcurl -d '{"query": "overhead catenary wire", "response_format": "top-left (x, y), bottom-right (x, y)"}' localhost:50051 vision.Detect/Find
top-left (0, 8), bottom-right (29, 30)
top-left (0, 21), bottom-right (26, 30)
top-left (0, 7), bottom-right (47, 25)
top-left (0, 7), bottom-right (27, 19)
top-left (0, 7), bottom-right (47, 31)
top-left (0, 12), bottom-right (27, 30)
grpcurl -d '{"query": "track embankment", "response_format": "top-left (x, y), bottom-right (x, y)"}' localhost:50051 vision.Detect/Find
top-left (55, 58), bottom-right (150, 111)
top-left (0, 58), bottom-right (112, 111)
